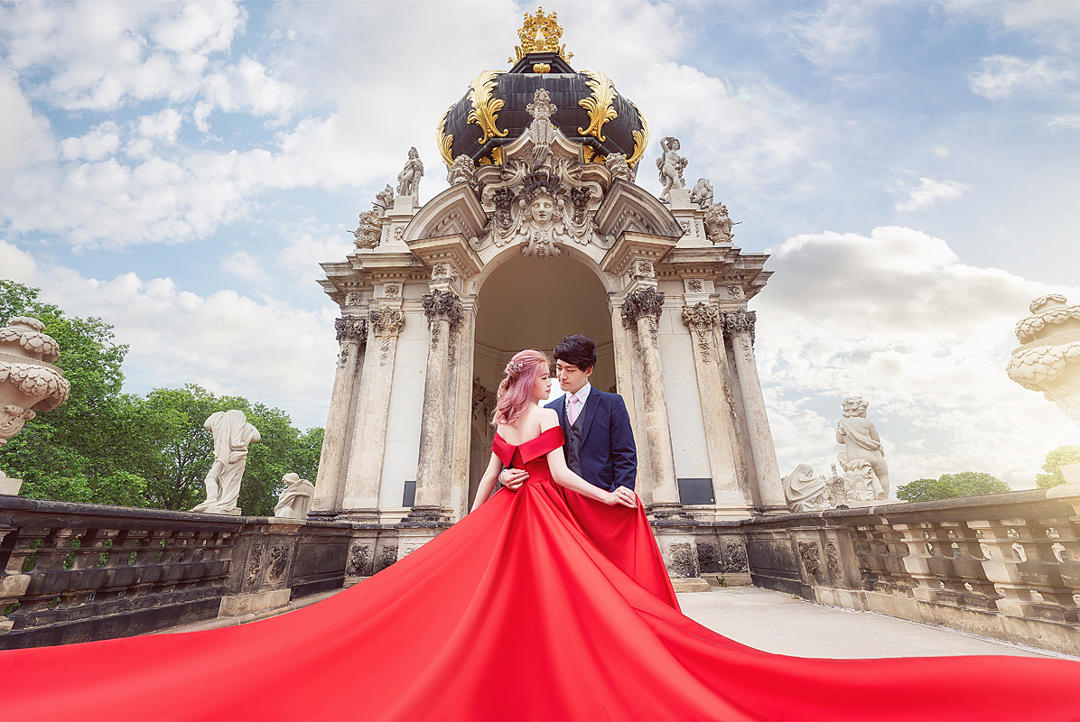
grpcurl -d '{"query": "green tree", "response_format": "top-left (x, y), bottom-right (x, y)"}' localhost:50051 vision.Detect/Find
top-left (0, 281), bottom-right (322, 514)
top-left (896, 471), bottom-right (1010, 502)
top-left (1035, 446), bottom-right (1080, 489)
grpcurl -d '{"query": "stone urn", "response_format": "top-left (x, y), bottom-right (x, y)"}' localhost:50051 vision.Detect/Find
top-left (1008, 295), bottom-right (1080, 422)
top-left (0, 317), bottom-right (71, 494)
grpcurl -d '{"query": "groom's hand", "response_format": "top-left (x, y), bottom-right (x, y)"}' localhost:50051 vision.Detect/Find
top-left (499, 468), bottom-right (528, 491)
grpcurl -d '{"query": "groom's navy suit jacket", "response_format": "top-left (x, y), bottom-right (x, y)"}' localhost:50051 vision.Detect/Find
top-left (545, 389), bottom-right (637, 491)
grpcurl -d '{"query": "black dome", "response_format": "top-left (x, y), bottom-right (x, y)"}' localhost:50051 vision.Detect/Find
top-left (437, 52), bottom-right (648, 170)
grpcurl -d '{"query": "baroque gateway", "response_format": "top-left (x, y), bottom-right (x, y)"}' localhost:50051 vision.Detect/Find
top-left (312, 10), bottom-right (783, 576)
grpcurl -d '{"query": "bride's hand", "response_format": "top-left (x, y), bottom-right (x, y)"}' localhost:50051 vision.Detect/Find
top-left (606, 486), bottom-right (637, 508)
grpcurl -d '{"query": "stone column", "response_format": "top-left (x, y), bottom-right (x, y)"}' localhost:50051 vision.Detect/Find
top-left (621, 287), bottom-right (682, 516)
top-left (681, 303), bottom-right (741, 501)
top-left (341, 306), bottom-right (405, 518)
top-left (447, 297), bottom-right (477, 521)
top-left (312, 316), bottom-right (367, 513)
top-left (723, 309), bottom-right (786, 511)
top-left (409, 289), bottom-right (462, 521)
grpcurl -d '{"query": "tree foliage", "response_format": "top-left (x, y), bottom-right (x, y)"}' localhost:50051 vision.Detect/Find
top-left (1035, 446), bottom-right (1080, 489)
top-left (896, 472), bottom-right (1010, 502)
top-left (0, 280), bottom-right (321, 515)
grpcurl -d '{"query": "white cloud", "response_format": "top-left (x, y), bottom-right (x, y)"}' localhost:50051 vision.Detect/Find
top-left (0, 241), bottom-right (335, 429)
top-left (894, 177), bottom-right (970, 212)
top-left (943, 1), bottom-right (1080, 52)
top-left (275, 231), bottom-right (353, 286)
top-left (1047, 114), bottom-right (1080, 130)
top-left (221, 250), bottom-right (270, 285)
top-left (137, 108), bottom-right (182, 142)
top-left (968, 55), bottom-right (1075, 99)
top-left (755, 226), bottom-right (1079, 489)
top-left (0, 70), bottom-right (55, 175)
top-left (202, 57), bottom-right (303, 122)
top-left (783, 2), bottom-right (879, 67)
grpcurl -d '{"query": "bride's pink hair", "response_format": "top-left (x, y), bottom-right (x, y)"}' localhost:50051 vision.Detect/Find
top-left (491, 349), bottom-right (551, 427)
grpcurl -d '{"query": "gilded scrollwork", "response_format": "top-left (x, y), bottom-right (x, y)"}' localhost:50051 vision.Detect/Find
top-left (578, 70), bottom-right (618, 143)
top-left (436, 103), bottom-right (455, 167)
top-left (509, 7), bottom-right (572, 64)
top-left (627, 101), bottom-right (649, 168)
top-left (467, 70), bottom-right (508, 145)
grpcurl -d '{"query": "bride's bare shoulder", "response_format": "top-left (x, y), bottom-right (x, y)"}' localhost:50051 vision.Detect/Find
top-left (537, 406), bottom-right (559, 430)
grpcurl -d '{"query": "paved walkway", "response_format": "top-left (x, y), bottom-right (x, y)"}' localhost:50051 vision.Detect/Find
top-left (677, 586), bottom-right (1063, 659)
top-left (163, 584), bottom-right (1070, 659)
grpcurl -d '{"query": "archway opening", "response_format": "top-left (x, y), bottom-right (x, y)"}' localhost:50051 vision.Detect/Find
top-left (469, 253), bottom-right (615, 507)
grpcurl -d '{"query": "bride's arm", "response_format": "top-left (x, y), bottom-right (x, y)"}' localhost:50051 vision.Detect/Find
top-left (539, 411), bottom-right (636, 508)
top-left (470, 452), bottom-right (503, 513)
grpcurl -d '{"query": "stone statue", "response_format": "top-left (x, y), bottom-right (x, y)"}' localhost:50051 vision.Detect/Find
top-left (374, 184), bottom-right (394, 212)
top-left (656, 136), bottom-right (687, 203)
top-left (518, 188), bottom-right (563, 258)
top-left (0, 316), bottom-right (71, 494)
top-left (273, 472), bottom-right (315, 519)
top-left (835, 396), bottom-right (889, 499)
top-left (447, 154), bottom-right (477, 186)
top-left (191, 410), bottom-right (261, 515)
top-left (703, 202), bottom-right (734, 244)
top-left (690, 178), bottom-right (713, 207)
top-left (351, 209), bottom-right (382, 249)
top-left (783, 464), bottom-right (830, 512)
top-left (1008, 294), bottom-right (1080, 423)
top-left (526, 88), bottom-right (558, 169)
top-left (605, 153), bottom-right (633, 183)
top-left (396, 146), bottom-right (424, 202)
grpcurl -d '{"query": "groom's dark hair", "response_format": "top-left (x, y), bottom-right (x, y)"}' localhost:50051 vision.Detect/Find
top-left (553, 334), bottom-right (597, 371)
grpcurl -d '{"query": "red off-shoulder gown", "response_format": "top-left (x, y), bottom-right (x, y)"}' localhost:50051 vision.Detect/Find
top-left (1, 426), bottom-right (1078, 720)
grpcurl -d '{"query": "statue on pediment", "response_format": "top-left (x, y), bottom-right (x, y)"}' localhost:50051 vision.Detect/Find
top-left (656, 136), bottom-right (686, 203)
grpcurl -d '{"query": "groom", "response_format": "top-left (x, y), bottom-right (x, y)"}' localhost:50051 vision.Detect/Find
top-left (499, 334), bottom-right (637, 492)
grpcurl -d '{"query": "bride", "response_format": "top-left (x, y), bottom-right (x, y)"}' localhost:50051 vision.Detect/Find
top-left (1, 349), bottom-right (1077, 721)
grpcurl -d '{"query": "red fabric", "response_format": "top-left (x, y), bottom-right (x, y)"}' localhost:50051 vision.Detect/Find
top-left (1, 428), bottom-right (1078, 720)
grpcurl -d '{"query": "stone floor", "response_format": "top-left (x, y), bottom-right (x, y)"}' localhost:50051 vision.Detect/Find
top-left (677, 586), bottom-right (1067, 659)
top-left (161, 584), bottom-right (1073, 660)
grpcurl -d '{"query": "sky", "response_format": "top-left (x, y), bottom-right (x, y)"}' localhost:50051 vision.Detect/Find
top-left (1, 0), bottom-right (1078, 491)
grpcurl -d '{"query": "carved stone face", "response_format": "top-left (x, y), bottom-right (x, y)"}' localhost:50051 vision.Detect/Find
top-left (530, 194), bottom-right (554, 225)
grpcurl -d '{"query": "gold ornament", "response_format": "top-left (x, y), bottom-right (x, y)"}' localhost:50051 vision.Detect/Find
top-left (436, 103), bottom-right (455, 167)
top-left (509, 6), bottom-right (572, 64)
top-left (578, 70), bottom-right (618, 143)
top-left (532, 62), bottom-right (551, 74)
top-left (627, 100), bottom-right (649, 168)
top-left (467, 70), bottom-right (508, 145)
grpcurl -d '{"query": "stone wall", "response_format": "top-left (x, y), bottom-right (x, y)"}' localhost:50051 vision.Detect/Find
top-left (0, 497), bottom-right (353, 649)
top-left (737, 489), bottom-right (1080, 656)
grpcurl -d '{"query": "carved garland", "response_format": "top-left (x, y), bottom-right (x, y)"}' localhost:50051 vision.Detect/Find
top-left (682, 302), bottom-right (719, 363)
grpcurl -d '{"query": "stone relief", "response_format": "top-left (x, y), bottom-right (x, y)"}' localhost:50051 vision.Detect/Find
top-left (797, 541), bottom-right (824, 582)
top-left (0, 404), bottom-right (36, 445)
top-left (474, 89), bottom-right (605, 256)
top-left (720, 538), bottom-right (749, 573)
top-left (835, 396), bottom-right (889, 500)
top-left (447, 154), bottom-right (477, 186)
top-left (690, 178), bottom-right (713, 207)
top-left (375, 184), bottom-right (395, 212)
top-left (687, 279), bottom-right (704, 293)
top-left (191, 410), bottom-right (261, 515)
top-left (369, 308), bottom-right (405, 338)
top-left (346, 541), bottom-right (372, 577)
top-left (396, 146), bottom-right (424, 202)
top-left (422, 289), bottom-right (463, 328)
top-left (703, 202), bottom-right (735, 244)
top-left (605, 153), bottom-right (633, 182)
top-left (825, 541), bottom-right (843, 581)
top-left (472, 379), bottom-right (497, 424)
top-left (268, 544), bottom-right (290, 581)
top-left (384, 283), bottom-right (401, 298)
top-left (351, 209), bottom-right (382, 250)
top-left (656, 136), bottom-right (687, 203)
top-left (682, 303), bottom-right (720, 363)
top-left (344, 290), bottom-right (364, 307)
top-left (273, 473), bottom-right (315, 519)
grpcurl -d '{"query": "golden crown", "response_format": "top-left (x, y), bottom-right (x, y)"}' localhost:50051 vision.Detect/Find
top-left (509, 6), bottom-right (573, 64)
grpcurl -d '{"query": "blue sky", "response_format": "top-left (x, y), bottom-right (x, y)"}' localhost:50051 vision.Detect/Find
top-left (1, 0), bottom-right (1078, 489)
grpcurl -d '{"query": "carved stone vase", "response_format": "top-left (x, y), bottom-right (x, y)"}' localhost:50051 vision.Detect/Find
top-left (1008, 295), bottom-right (1080, 423)
top-left (0, 317), bottom-right (71, 494)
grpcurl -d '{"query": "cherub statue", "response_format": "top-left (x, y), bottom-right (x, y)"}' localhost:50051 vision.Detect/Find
top-left (396, 146), bottom-right (424, 202)
top-left (656, 136), bottom-right (687, 203)
top-left (836, 396), bottom-right (889, 499)
top-left (690, 178), bottom-right (713, 207)
top-left (447, 154), bottom-right (477, 186)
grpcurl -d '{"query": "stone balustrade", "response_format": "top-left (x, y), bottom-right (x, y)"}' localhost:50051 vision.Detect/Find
top-left (0, 496), bottom-right (354, 649)
top-left (737, 488), bottom-right (1080, 655)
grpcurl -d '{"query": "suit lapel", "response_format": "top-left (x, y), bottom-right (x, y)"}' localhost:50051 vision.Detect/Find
top-left (578, 391), bottom-right (601, 447)
top-left (550, 396), bottom-right (569, 436)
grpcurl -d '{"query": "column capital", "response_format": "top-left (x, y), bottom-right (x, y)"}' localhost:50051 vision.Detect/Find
top-left (422, 289), bottom-right (463, 328)
top-left (335, 316), bottom-right (368, 346)
top-left (621, 286), bottom-right (665, 326)
top-left (681, 302), bottom-right (719, 331)
top-left (722, 308), bottom-right (756, 345)
top-left (369, 308), bottom-right (405, 338)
